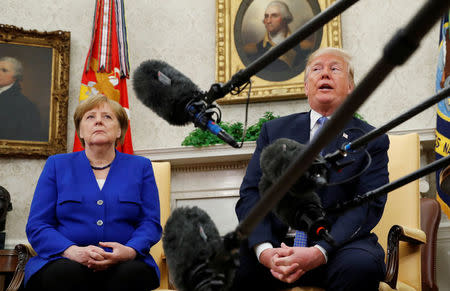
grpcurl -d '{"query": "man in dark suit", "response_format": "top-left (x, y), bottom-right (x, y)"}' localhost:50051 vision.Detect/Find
top-left (232, 47), bottom-right (389, 290)
top-left (0, 56), bottom-right (42, 141)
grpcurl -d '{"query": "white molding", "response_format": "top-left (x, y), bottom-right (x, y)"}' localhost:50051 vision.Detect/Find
top-left (134, 128), bottom-right (435, 164)
top-left (135, 142), bottom-right (256, 165)
top-left (172, 189), bottom-right (240, 200)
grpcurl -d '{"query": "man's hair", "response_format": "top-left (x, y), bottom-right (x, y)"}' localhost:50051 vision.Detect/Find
top-left (0, 56), bottom-right (23, 81)
top-left (73, 94), bottom-right (129, 147)
top-left (266, 1), bottom-right (293, 24)
top-left (304, 47), bottom-right (355, 86)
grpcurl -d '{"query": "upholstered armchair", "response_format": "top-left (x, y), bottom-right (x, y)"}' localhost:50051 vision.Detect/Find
top-left (149, 161), bottom-right (176, 290)
top-left (6, 161), bottom-right (175, 291)
top-left (286, 133), bottom-right (438, 291)
top-left (420, 197), bottom-right (440, 291)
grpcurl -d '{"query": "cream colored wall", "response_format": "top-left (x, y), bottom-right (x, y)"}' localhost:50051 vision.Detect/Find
top-left (0, 0), bottom-right (440, 247)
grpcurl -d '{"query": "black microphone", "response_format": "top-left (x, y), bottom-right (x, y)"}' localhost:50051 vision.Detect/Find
top-left (132, 60), bottom-right (239, 148)
top-left (162, 206), bottom-right (238, 291)
top-left (258, 138), bottom-right (334, 245)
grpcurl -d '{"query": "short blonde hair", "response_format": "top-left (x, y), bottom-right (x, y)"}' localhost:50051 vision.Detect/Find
top-left (304, 47), bottom-right (354, 86)
top-left (74, 94), bottom-right (128, 147)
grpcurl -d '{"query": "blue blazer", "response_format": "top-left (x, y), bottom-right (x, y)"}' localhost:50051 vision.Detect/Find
top-left (25, 150), bottom-right (162, 285)
top-left (236, 112), bottom-right (389, 259)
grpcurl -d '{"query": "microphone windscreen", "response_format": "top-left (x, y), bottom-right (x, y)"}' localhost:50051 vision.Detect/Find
top-left (259, 138), bottom-right (324, 229)
top-left (163, 206), bottom-right (229, 291)
top-left (132, 59), bottom-right (201, 126)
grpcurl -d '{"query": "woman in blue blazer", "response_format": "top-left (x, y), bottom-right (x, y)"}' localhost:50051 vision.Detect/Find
top-left (25, 95), bottom-right (162, 291)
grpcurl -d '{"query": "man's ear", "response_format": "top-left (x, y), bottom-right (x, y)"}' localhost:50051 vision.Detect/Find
top-left (347, 82), bottom-right (354, 94)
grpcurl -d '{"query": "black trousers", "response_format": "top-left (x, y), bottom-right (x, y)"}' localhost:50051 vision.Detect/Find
top-left (26, 259), bottom-right (159, 291)
top-left (231, 239), bottom-right (386, 291)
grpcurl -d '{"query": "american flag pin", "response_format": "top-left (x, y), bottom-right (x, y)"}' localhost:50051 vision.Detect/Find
top-left (343, 133), bottom-right (348, 139)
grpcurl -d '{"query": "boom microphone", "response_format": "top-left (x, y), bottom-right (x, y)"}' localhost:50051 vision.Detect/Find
top-left (132, 60), bottom-right (239, 148)
top-left (258, 138), bottom-right (334, 245)
top-left (162, 206), bottom-right (238, 291)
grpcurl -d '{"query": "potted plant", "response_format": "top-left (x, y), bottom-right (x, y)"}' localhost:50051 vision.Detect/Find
top-left (182, 112), bottom-right (280, 147)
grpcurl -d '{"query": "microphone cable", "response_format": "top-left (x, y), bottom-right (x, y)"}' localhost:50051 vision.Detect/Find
top-left (232, 80), bottom-right (252, 148)
top-left (208, 79), bottom-right (253, 149)
top-left (326, 149), bottom-right (372, 187)
top-left (325, 127), bottom-right (373, 187)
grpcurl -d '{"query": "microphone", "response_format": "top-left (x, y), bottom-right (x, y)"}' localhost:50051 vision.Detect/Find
top-left (162, 206), bottom-right (238, 291)
top-left (132, 60), bottom-right (239, 148)
top-left (258, 138), bottom-right (334, 245)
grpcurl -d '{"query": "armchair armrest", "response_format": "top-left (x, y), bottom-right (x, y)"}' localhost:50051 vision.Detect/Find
top-left (6, 244), bottom-right (35, 291)
top-left (384, 225), bottom-right (426, 290)
top-left (7, 244), bottom-right (176, 291)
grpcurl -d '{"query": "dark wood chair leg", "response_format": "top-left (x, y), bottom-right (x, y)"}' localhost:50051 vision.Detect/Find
top-left (6, 244), bottom-right (34, 291)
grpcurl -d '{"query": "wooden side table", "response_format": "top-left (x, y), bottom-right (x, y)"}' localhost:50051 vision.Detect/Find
top-left (0, 250), bottom-right (18, 291)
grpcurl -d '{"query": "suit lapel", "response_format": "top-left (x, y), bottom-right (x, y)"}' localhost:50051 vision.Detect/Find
top-left (293, 112), bottom-right (310, 144)
top-left (321, 117), bottom-right (360, 155)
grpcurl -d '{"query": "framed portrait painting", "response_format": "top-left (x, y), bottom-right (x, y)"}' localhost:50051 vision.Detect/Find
top-left (0, 24), bottom-right (70, 158)
top-left (215, 0), bottom-right (342, 104)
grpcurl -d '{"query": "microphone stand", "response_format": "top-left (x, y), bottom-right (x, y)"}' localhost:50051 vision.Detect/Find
top-left (344, 86), bottom-right (450, 152)
top-left (228, 0), bottom-right (450, 247)
top-left (327, 155), bottom-right (450, 213)
top-left (323, 85), bottom-right (450, 163)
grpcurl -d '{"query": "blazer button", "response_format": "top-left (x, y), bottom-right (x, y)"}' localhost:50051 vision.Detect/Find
top-left (97, 200), bottom-right (104, 206)
top-left (97, 220), bottom-right (103, 226)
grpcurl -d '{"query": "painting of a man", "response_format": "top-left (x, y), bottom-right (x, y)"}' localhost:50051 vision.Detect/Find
top-left (235, 0), bottom-right (322, 82)
top-left (0, 56), bottom-right (43, 141)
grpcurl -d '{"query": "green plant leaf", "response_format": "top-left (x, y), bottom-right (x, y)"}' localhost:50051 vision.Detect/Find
top-left (181, 112), bottom-right (280, 147)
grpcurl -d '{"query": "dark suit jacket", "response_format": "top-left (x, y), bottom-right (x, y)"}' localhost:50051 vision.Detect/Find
top-left (25, 150), bottom-right (162, 285)
top-left (236, 112), bottom-right (389, 259)
top-left (0, 82), bottom-right (43, 141)
top-left (247, 40), bottom-right (311, 82)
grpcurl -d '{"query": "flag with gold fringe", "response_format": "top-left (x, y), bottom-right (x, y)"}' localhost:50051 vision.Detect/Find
top-left (435, 10), bottom-right (450, 218)
top-left (73, 0), bottom-right (133, 154)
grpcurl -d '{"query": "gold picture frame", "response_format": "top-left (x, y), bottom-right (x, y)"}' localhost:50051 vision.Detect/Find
top-left (216, 0), bottom-right (342, 104)
top-left (0, 24), bottom-right (70, 158)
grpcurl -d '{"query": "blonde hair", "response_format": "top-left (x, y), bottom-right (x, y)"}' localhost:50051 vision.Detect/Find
top-left (74, 94), bottom-right (128, 147)
top-left (304, 47), bottom-right (354, 86)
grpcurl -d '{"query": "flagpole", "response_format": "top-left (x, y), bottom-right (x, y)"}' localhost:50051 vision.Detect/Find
top-left (74, 0), bottom-right (134, 154)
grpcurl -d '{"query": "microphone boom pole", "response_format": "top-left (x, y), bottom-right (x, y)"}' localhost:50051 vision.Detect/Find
top-left (344, 86), bottom-right (450, 152)
top-left (327, 155), bottom-right (450, 213)
top-left (233, 0), bottom-right (450, 243)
